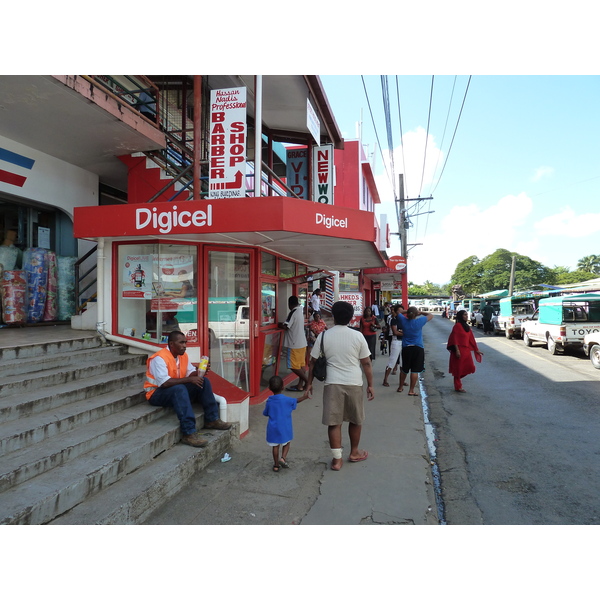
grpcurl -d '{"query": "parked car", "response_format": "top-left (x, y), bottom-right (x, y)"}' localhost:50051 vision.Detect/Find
top-left (583, 331), bottom-right (600, 369)
top-left (497, 295), bottom-right (541, 339)
top-left (522, 293), bottom-right (600, 355)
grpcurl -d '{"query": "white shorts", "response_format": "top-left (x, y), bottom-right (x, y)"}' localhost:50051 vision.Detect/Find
top-left (387, 338), bottom-right (402, 369)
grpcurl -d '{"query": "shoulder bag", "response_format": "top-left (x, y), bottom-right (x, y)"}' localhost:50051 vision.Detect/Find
top-left (313, 331), bottom-right (327, 382)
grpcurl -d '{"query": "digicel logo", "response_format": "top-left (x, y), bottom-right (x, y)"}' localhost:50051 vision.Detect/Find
top-left (135, 205), bottom-right (213, 234)
top-left (316, 213), bottom-right (348, 229)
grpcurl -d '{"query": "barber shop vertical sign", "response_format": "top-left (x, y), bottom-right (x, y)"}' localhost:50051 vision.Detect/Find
top-left (209, 87), bottom-right (247, 199)
top-left (312, 144), bottom-right (334, 205)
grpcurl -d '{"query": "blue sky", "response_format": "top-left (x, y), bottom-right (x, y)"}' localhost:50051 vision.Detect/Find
top-left (321, 75), bottom-right (600, 285)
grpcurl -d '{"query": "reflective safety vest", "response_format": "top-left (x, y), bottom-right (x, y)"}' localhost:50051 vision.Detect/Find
top-left (144, 348), bottom-right (189, 400)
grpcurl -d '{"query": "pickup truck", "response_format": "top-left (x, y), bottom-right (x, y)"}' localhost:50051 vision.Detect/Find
top-left (522, 293), bottom-right (600, 355)
top-left (208, 301), bottom-right (250, 342)
top-left (497, 295), bottom-right (541, 339)
top-left (583, 332), bottom-right (600, 369)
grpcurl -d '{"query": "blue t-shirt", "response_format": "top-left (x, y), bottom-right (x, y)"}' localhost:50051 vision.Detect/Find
top-left (263, 393), bottom-right (297, 444)
top-left (397, 314), bottom-right (428, 347)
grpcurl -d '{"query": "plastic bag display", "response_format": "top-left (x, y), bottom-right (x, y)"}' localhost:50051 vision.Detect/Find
top-left (23, 248), bottom-right (48, 323)
top-left (1, 270), bottom-right (27, 324)
top-left (43, 251), bottom-right (58, 321)
top-left (57, 256), bottom-right (77, 321)
top-left (0, 245), bottom-right (19, 271)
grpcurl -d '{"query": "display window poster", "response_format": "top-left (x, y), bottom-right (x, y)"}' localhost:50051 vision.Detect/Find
top-left (312, 144), bottom-right (334, 205)
top-left (208, 87), bottom-right (247, 199)
top-left (122, 255), bottom-right (153, 299)
top-left (122, 254), bottom-right (194, 299)
top-left (155, 254), bottom-right (195, 295)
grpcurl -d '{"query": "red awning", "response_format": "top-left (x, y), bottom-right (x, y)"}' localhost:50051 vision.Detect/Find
top-left (74, 196), bottom-right (386, 271)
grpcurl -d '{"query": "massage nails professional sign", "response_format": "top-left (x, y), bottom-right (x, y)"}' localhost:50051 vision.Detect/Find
top-left (312, 144), bottom-right (334, 205)
top-left (209, 87), bottom-right (247, 199)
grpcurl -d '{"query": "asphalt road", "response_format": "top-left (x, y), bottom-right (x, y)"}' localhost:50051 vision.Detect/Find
top-left (423, 314), bottom-right (600, 525)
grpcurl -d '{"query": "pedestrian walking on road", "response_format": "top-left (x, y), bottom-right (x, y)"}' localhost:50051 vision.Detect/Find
top-left (397, 306), bottom-right (433, 395)
top-left (481, 301), bottom-right (495, 335)
top-left (300, 301), bottom-right (374, 471)
top-left (447, 309), bottom-right (484, 392)
top-left (263, 375), bottom-right (297, 472)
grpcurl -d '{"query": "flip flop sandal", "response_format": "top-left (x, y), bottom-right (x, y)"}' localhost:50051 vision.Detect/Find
top-left (348, 451), bottom-right (368, 463)
top-left (273, 465), bottom-right (280, 472)
top-left (279, 459), bottom-right (290, 469)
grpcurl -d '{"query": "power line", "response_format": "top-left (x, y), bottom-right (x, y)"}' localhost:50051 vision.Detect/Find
top-left (430, 75), bottom-right (472, 195)
top-left (381, 75), bottom-right (397, 199)
top-left (418, 75), bottom-right (435, 197)
top-left (395, 76), bottom-right (408, 195)
top-left (361, 76), bottom-right (393, 193)
top-left (428, 75), bottom-right (457, 196)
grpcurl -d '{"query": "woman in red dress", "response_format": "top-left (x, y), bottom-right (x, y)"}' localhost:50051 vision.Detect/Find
top-left (447, 310), bottom-right (483, 392)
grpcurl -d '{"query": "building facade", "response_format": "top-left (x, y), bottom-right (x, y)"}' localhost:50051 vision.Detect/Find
top-left (0, 75), bottom-right (390, 434)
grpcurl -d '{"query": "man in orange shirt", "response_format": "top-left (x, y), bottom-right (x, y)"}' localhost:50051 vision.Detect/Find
top-left (145, 330), bottom-right (231, 447)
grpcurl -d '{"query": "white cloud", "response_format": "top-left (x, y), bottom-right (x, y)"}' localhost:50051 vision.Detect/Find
top-left (534, 207), bottom-right (600, 238)
top-left (395, 193), bottom-right (534, 285)
top-left (531, 166), bottom-right (554, 182)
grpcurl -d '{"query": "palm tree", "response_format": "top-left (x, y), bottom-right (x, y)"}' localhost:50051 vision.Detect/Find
top-left (577, 255), bottom-right (600, 274)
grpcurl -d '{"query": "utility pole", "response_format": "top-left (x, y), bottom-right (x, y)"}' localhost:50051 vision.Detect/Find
top-left (509, 255), bottom-right (516, 295)
top-left (397, 174), bottom-right (433, 307)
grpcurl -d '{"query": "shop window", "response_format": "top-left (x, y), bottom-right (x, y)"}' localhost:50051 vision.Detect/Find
top-left (279, 258), bottom-right (295, 279)
top-left (259, 329), bottom-right (284, 392)
top-left (261, 282), bottom-right (276, 326)
top-left (261, 252), bottom-right (276, 276)
top-left (117, 243), bottom-right (197, 343)
top-left (207, 250), bottom-right (250, 392)
top-left (339, 271), bottom-right (360, 291)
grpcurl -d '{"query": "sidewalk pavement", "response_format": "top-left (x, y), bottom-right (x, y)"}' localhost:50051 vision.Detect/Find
top-left (144, 341), bottom-right (440, 525)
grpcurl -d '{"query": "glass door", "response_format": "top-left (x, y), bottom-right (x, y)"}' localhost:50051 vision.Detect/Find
top-left (207, 250), bottom-right (251, 393)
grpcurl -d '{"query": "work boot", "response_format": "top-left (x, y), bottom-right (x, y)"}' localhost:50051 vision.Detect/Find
top-left (181, 432), bottom-right (208, 448)
top-left (204, 419), bottom-right (232, 430)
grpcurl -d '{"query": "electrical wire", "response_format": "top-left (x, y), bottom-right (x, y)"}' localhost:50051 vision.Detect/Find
top-left (395, 76), bottom-right (407, 195)
top-left (428, 75), bottom-right (457, 196)
top-left (418, 75), bottom-right (435, 198)
top-left (430, 76), bottom-right (472, 195)
top-left (381, 75), bottom-right (397, 199)
top-left (361, 76), bottom-right (392, 190)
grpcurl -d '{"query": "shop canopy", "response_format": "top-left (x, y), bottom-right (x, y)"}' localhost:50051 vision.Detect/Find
top-left (477, 290), bottom-right (509, 299)
top-left (74, 196), bottom-right (386, 271)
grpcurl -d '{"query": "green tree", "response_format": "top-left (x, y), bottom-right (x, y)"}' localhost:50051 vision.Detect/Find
top-left (450, 255), bottom-right (483, 295)
top-left (450, 249), bottom-right (554, 295)
top-left (577, 255), bottom-right (600, 274)
top-left (552, 268), bottom-right (597, 285)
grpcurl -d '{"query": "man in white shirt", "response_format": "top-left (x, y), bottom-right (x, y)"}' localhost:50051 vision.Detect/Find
top-left (310, 288), bottom-right (322, 316)
top-left (280, 295), bottom-right (309, 392)
top-left (301, 301), bottom-right (374, 471)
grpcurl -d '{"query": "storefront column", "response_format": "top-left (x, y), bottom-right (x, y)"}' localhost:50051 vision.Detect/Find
top-left (254, 75), bottom-right (262, 198)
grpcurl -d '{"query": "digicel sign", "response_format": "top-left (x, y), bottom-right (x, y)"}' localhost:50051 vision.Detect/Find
top-left (74, 198), bottom-right (375, 241)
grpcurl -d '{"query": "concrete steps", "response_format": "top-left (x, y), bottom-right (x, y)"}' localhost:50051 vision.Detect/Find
top-left (0, 334), bottom-right (234, 524)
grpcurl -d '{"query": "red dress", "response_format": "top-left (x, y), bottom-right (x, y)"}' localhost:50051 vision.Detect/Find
top-left (447, 322), bottom-right (480, 379)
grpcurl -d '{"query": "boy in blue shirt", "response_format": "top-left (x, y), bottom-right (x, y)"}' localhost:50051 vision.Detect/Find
top-left (263, 375), bottom-right (297, 472)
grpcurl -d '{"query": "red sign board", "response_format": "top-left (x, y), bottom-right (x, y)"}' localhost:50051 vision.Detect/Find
top-left (74, 197), bottom-right (375, 243)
